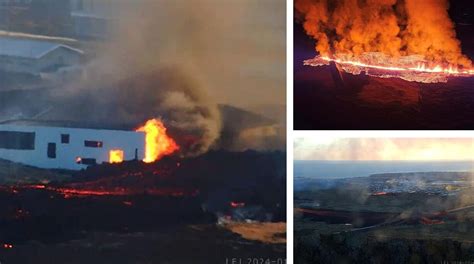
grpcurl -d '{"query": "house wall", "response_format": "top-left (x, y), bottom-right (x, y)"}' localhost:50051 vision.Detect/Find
top-left (0, 55), bottom-right (36, 74)
top-left (0, 124), bottom-right (145, 170)
top-left (0, 47), bottom-right (82, 74)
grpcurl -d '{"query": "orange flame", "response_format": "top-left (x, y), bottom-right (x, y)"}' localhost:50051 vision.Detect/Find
top-left (109, 149), bottom-right (124, 163)
top-left (136, 119), bottom-right (179, 163)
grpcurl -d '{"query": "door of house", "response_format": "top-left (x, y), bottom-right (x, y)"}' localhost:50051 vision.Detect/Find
top-left (47, 143), bottom-right (56, 159)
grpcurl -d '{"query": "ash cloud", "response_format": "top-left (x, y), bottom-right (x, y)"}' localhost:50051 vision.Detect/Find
top-left (295, 0), bottom-right (472, 67)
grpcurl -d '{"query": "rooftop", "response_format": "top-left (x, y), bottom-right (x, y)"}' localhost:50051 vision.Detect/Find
top-left (0, 37), bottom-right (83, 59)
top-left (0, 119), bottom-right (137, 132)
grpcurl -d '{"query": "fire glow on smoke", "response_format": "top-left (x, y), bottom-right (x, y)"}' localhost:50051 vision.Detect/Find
top-left (136, 119), bottom-right (179, 163)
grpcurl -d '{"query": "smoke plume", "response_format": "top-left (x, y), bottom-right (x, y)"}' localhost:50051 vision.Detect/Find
top-left (295, 0), bottom-right (472, 67)
top-left (64, 1), bottom-right (227, 157)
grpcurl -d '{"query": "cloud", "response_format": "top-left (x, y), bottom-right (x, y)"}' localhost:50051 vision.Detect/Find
top-left (295, 138), bottom-right (474, 161)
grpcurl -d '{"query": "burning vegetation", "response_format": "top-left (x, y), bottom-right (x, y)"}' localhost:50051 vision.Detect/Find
top-left (296, 0), bottom-right (474, 83)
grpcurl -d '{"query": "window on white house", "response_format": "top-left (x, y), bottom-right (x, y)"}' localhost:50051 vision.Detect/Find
top-left (84, 140), bottom-right (103, 148)
top-left (0, 131), bottom-right (35, 150)
top-left (61, 134), bottom-right (70, 144)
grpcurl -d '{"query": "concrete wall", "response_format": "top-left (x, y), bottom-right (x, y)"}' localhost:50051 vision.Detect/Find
top-left (0, 124), bottom-right (145, 170)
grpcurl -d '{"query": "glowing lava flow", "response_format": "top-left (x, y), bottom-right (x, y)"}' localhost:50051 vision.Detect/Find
top-left (318, 56), bottom-right (474, 75)
top-left (304, 54), bottom-right (474, 83)
top-left (136, 119), bottom-right (179, 163)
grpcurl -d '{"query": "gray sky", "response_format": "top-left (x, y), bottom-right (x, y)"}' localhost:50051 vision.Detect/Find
top-left (102, 0), bottom-right (286, 110)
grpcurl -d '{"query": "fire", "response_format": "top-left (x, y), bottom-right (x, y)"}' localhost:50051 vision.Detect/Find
top-left (295, 0), bottom-right (473, 68)
top-left (136, 119), bottom-right (179, 163)
top-left (109, 149), bottom-right (124, 163)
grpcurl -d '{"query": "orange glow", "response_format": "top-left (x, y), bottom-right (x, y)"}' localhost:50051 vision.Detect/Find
top-left (230, 202), bottom-right (245, 208)
top-left (109, 149), bottom-right (124, 163)
top-left (136, 119), bottom-right (179, 163)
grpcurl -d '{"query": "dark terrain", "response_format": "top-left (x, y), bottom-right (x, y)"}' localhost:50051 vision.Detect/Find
top-left (295, 172), bottom-right (474, 263)
top-left (0, 151), bottom-right (286, 264)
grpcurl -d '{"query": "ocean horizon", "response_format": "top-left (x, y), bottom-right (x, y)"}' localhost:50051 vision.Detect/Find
top-left (294, 160), bottom-right (474, 179)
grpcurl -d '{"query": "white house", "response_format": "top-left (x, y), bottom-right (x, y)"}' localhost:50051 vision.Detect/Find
top-left (0, 37), bottom-right (83, 74)
top-left (0, 124), bottom-right (145, 170)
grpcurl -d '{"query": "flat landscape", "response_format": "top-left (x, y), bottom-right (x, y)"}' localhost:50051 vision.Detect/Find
top-left (295, 172), bottom-right (474, 263)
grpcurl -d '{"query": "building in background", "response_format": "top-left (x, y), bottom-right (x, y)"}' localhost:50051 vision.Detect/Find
top-left (0, 0), bottom-right (124, 39)
top-left (0, 37), bottom-right (83, 75)
top-left (0, 0), bottom-right (71, 36)
top-left (70, 0), bottom-right (118, 39)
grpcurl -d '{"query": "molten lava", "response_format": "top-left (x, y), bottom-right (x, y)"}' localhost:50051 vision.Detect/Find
top-left (136, 119), bottom-right (179, 163)
top-left (3, 244), bottom-right (13, 249)
top-left (304, 53), bottom-right (474, 83)
top-left (109, 149), bottom-right (124, 163)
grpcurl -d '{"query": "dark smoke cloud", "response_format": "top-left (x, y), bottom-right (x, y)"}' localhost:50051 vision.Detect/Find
top-left (48, 67), bottom-right (219, 156)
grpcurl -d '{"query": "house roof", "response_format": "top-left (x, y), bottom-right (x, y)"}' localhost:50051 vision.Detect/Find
top-left (0, 37), bottom-right (84, 59)
top-left (71, 11), bottom-right (111, 20)
top-left (0, 119), bottom-right (139, 132)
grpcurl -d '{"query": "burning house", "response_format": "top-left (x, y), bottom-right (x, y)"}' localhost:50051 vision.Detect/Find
top-left (0, 121), bottom-right (145, 170)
